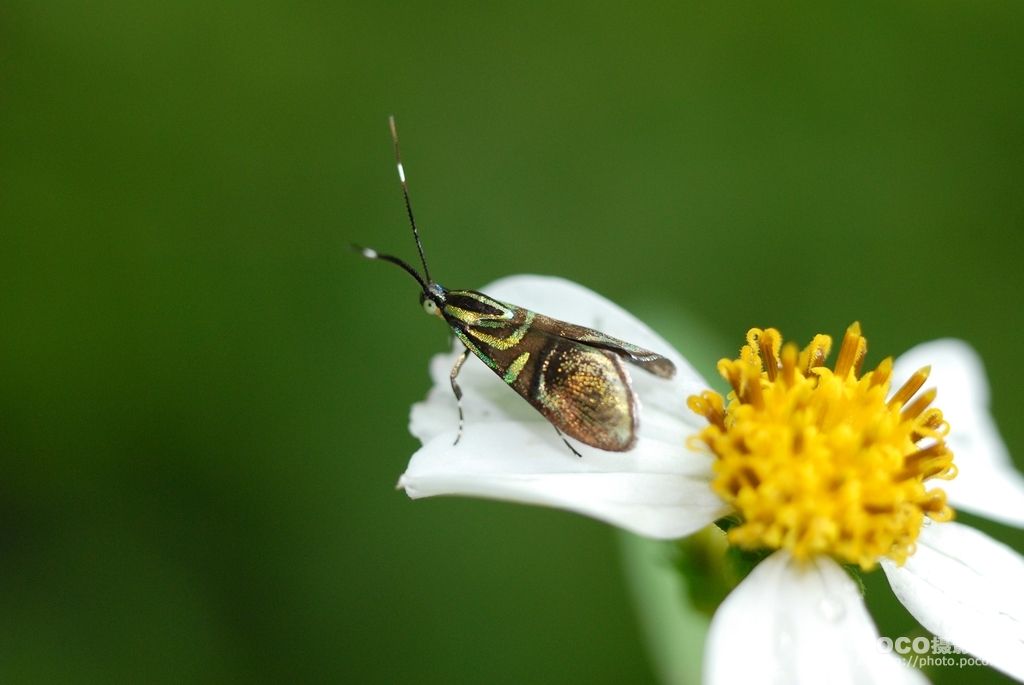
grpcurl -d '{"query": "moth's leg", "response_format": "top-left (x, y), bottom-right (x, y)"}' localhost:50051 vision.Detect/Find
top-left (450, 347), bottom-right (471, 446)
top-left (553, 426), bottom-right (583, 458)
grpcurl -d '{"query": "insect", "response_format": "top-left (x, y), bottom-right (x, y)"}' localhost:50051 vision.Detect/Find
top-left (356, 116), bottom-right (676, 455)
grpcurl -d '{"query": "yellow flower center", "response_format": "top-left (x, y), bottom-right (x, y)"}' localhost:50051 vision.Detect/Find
top-left (687, 324), bottom-right (957, 570)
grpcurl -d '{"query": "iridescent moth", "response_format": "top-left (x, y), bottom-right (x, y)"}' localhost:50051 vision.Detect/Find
top-left (356, 116), bottom-right (676, 454)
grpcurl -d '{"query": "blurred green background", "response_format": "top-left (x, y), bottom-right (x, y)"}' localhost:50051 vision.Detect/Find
top-left (3, 2), bottom-right (1023, 683)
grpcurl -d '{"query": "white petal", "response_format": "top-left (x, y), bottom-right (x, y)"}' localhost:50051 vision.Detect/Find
top-left (882, 521), bottom-right (1024, 681)
top-left (402, 275), bottom-right (728, 539)
top-left (893, 339), bottom-right (1024, 527)
top-left (706, 551), bottom-right (928, 685)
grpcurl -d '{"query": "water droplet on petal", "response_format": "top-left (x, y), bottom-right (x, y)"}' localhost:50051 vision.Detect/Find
top-left (818, 597), bottom-right (846, 622)
top-left (776, 628), bottom-right (793, 651)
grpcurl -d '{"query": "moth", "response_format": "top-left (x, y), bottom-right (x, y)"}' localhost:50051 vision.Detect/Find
top-left (356, 116), bottom-right (676, 454)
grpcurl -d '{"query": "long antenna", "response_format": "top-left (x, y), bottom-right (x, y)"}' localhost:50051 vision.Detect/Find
top-left (388, 115), bottom-right (432, 284)
top-left (351, 244), bottom-right (427, 291)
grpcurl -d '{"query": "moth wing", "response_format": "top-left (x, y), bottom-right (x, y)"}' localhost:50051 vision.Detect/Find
top-left (510, 333), bottom-right (638, 452)
top-left (533, 314), bottom-right (676, 379)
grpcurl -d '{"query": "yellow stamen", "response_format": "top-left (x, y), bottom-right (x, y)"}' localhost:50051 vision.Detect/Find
top-left (688, 325), bottom-right (956, 570)
top-left (834, 322), bottom-right (866, 378)
top-left (889, 365), bottom-right (931, 408)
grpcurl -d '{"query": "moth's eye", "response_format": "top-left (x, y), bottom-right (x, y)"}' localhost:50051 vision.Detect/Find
top-left (422, 299), bottom-right (439, 316)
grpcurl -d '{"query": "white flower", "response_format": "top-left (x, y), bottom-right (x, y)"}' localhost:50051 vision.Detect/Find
top-left (403, 275), bottom-right (729, 538)
top-left (399, 275), bottom-right (1024, 683)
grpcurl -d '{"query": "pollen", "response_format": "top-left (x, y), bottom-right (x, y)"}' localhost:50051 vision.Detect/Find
top-left (687, 324), bottom-right (956, 570)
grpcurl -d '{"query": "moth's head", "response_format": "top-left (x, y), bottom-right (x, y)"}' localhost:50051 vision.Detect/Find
top-left (419, 282), bottom-right (447, 318)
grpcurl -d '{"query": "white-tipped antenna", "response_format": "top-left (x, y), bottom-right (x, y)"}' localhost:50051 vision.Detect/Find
top-left (388, 115), bottom-right (432, 284)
